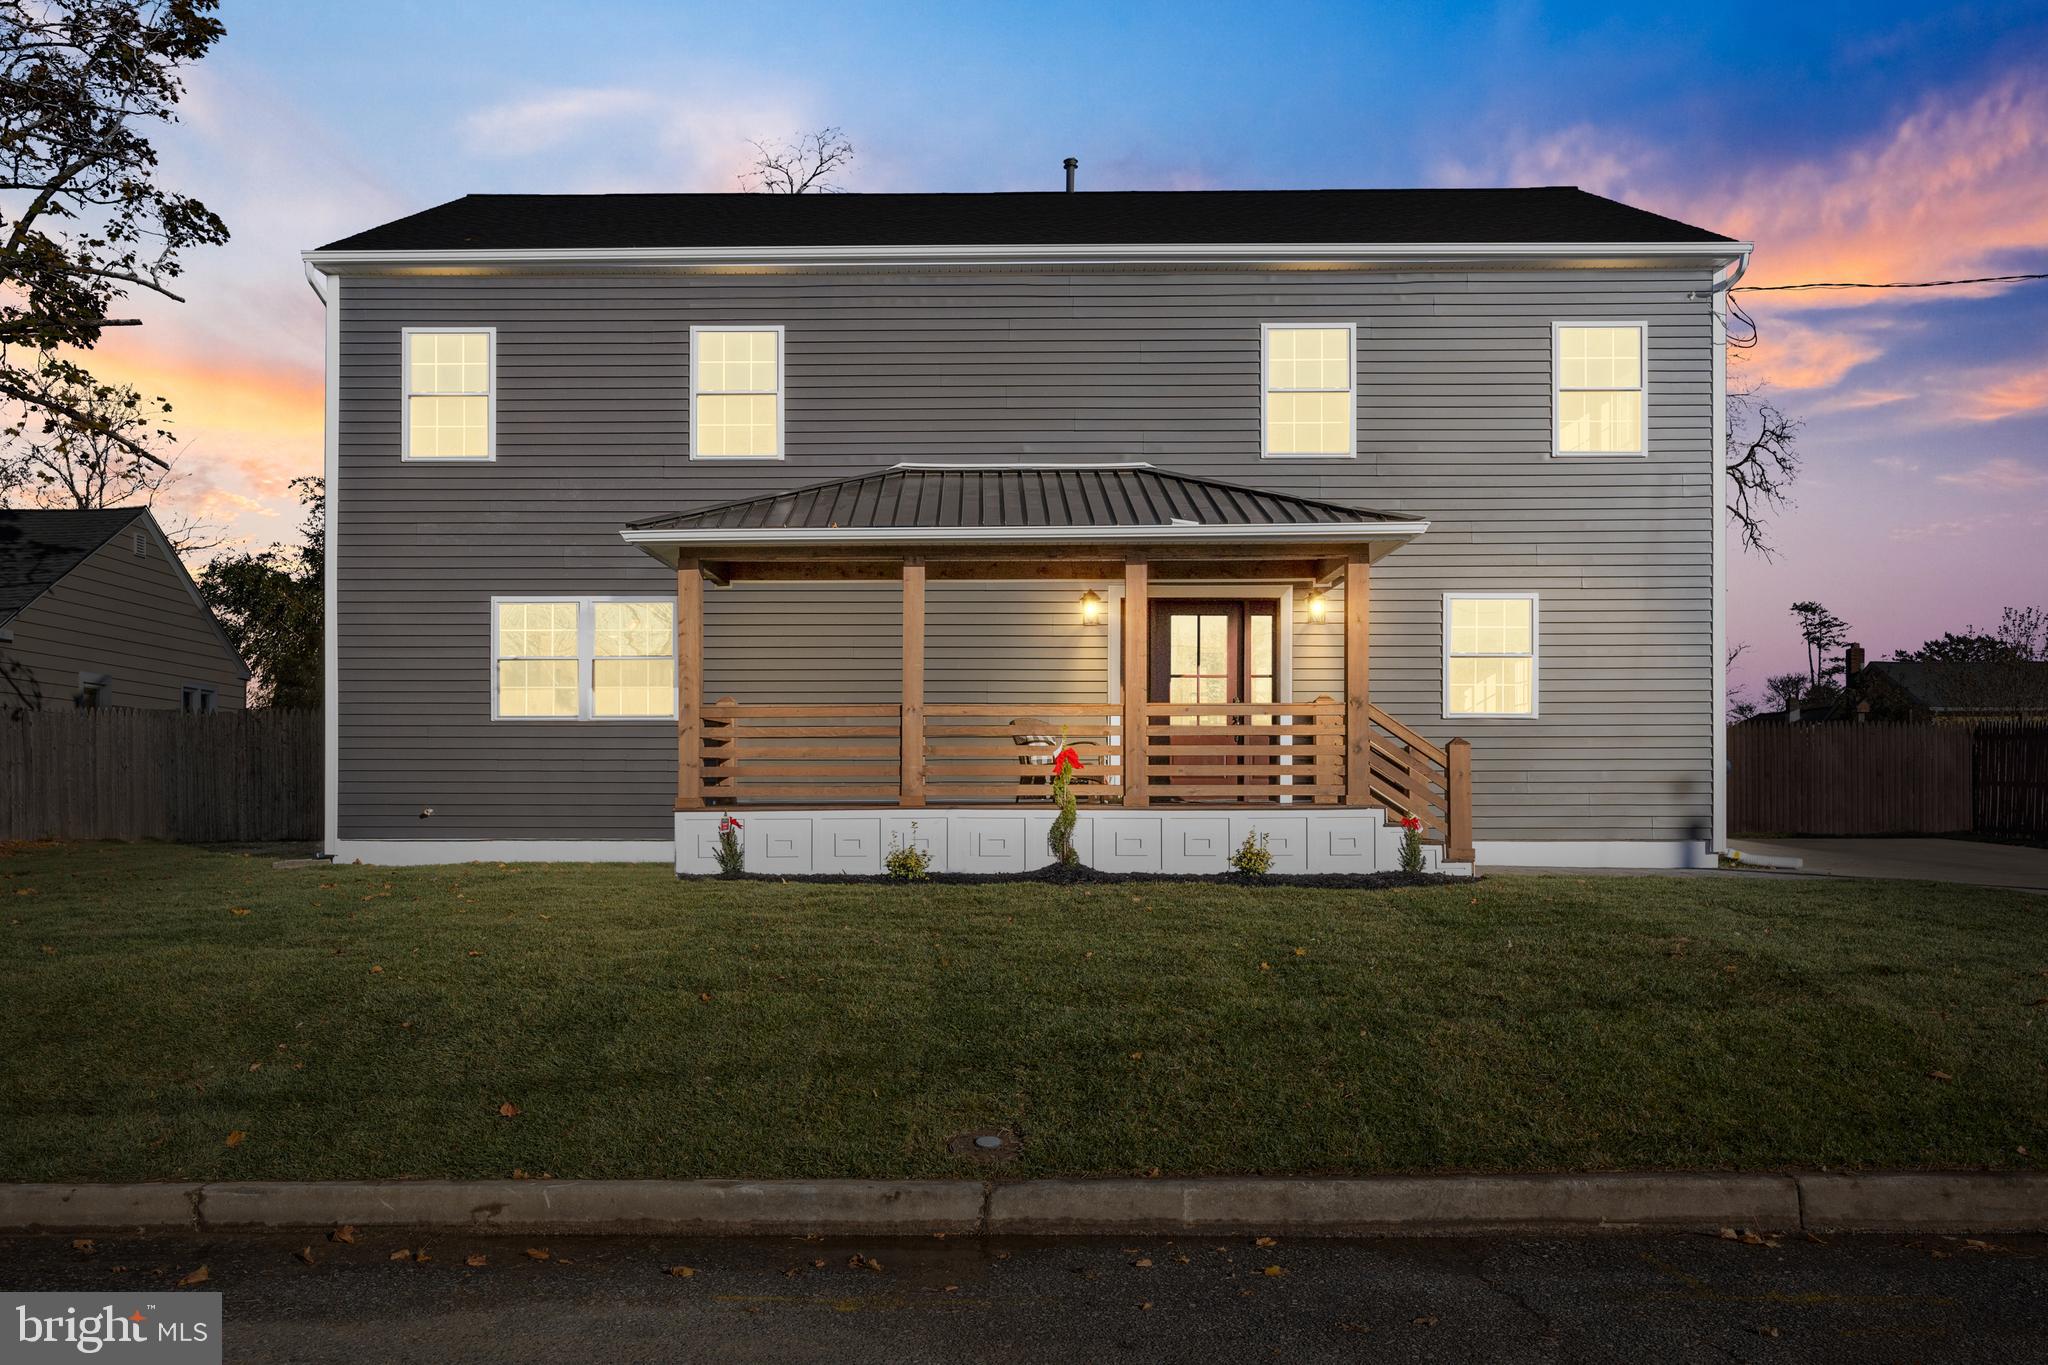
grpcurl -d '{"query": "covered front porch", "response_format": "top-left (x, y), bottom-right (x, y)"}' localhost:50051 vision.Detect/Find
top-left (623, 465), bottom-right (1474, 875)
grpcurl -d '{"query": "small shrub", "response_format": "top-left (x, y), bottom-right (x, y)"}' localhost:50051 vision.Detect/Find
top-left (714, 815), bottom-right (745, 876)
top-left (886, 824), bottom-right (933, 881)
top-left (1048, 732), bottom-right (1084, 867)
top-left (1398, 815), bottom-right (1425, 874)
top-left (1229, 830), bottom-right (1273, 877)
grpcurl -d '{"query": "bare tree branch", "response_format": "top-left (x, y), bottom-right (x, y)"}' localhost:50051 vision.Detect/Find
top-left (1725, 378), bottom-right (1802, 558)
top-left (737, 127), bottom-right (854, 194)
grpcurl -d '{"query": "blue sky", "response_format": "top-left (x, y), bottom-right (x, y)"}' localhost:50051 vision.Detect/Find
top-left (95, 1), bottom-right (2048, 700)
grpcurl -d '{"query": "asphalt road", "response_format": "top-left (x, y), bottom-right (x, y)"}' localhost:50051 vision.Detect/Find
top-left (4, 1229), bottom-right (2043, 1363)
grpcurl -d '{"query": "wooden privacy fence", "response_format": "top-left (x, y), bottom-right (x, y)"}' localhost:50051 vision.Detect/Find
top-left (1974, 723), bottom-right (2048, 834)
top-left (1729, 721), bottom-right (2048, 837)
top-left (0, 708), bottom-right (321, 842)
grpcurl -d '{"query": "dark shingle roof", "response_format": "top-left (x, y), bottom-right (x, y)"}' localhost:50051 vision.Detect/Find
top-left (1864, 660), bottom-right (2048, 713)
top-left (320, 187), bottom-right (1733, 253)
top-left (630, 464), bottom-right (1411, 534)
top-left (0, 506), bottom-right (145, 625)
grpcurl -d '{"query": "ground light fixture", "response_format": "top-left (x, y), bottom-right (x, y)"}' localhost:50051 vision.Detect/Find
top-left (1079, 589), bottom-right (1104, 624)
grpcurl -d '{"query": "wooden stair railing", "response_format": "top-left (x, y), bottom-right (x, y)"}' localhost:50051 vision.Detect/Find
top-left (1362, 703), bottom-right (1474, 864)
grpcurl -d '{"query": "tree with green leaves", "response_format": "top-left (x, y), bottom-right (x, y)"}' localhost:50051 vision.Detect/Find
top-left (1, 0), bottom-right (227, 468)
top-left (1892, 606), bottom-right (2047, 665)
top-left (198, 476), bottom-right (321, 707)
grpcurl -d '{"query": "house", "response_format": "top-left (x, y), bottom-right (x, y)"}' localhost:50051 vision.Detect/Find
top-left (0, 506), bottom-right (248, 713)
top-left (1857, 659), bottom-right (2048, 724)
top-left (303, 184), bottom-right (1749, 873)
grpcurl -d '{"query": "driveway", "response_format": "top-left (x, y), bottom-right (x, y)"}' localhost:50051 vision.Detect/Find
top-left (1731, 837), bottom-right (2048, 891)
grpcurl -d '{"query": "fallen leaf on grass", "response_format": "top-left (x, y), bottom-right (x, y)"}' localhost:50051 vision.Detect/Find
top-left (224, 1131), bottom-right (245, 1148)
top-left (1139, 1301), bottom-right (1153, 1311)
top-left (667, 1265), bottom-right (695, 1278)
top-left (497, 1102), bottom-right (521, 1118)
top-left (1253, 1236), bottom-right (1277, 1248)
top-left (178, 1266), bottom-right (209, 1287)
top-left (71, 1239), bottom-right (95, 1255)
top-left (296, 1247), bottom-right (316, 1267)
top-left (1758, 1325), bottom-right (1780, 1339)
top-left (369, 965), bottom-right (383, 974)
top-left (1263, 1265), bottom-right (1287, 1277)
top-left (524, 1248), bottom-right (550, 1262)
top-left (848, 1254), bottom-right (883, 1272)
top-left (1928, 1070), bottom-right (1953, 1082)
top-left (465, 1254), bottom-right (487, 1267)
top-left (1962, 1239), bottom-right (2007, 1253)
top-left (1132, 1258), bottom-right (1153, 1268)
top-left (942, 1284), bottom-right (959, 1293)
top-left (389, 1249), bottom-right (412, 1262)
top-left (331, 1226), bottom-right (356, 1244)
top-left (229, 907), bottom-right (250, 917)
top-left (1413, 1316), bottom-right (1438, 1328)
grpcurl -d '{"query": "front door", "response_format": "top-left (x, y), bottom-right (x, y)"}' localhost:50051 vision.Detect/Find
top-left (1146, 600), bottom-right (1279, 796)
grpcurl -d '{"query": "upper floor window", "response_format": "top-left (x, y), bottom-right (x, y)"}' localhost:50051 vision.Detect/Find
top-left (181, 684), bottom-right (218, 714)
top-left (403, 328), bottom-right (495, 461)
top-left (691, 326), bottom-right (783, 459)
top-left (1553, 323), bottom-right (1646, 456)
top-left (493, 598), bottom-right (676, 720)
top-left (1262, 323), bottom-right (1355, 458)
top-left (1444, 594), bottom-right (1538, 718)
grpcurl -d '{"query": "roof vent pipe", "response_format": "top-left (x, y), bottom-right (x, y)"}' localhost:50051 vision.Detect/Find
top-left (1063, 157), bottom-right (1078, 192)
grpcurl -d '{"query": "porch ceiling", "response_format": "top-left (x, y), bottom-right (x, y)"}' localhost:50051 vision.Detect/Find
top-left (621, 463), bottom-right (1428, 581)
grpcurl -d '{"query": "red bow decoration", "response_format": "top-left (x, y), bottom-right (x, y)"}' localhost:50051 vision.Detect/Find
top-left (1400, 815), bottom-right (1422, 832)
top-left (1052, 747), bottom-right (1085, 776)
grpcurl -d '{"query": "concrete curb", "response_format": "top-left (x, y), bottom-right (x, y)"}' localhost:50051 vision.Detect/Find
top-left (0, 1173), bottom-right (2041, 1238)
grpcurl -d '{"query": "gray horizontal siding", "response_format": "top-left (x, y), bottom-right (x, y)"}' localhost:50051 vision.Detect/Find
top-left (336, 266), bottom-right (1714, 843)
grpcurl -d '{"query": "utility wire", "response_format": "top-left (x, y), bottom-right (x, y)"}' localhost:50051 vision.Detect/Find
top-left (1734, 271), bottom-right (2048, 293)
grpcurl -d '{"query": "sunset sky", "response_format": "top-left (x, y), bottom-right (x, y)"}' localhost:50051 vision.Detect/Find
top-left (90, 0), bottom-right (2048, 701)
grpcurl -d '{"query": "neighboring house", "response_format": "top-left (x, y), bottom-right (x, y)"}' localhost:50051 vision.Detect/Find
top-left (0, 507), bottom-right (249, 713)
top-left (1858, 659), bottom-right (2048, 724)
top-left (303, 185), bottom-right (1749, 872)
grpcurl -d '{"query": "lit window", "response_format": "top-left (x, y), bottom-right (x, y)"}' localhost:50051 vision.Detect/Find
top-left (495, 601), bottom-right (579, 718)
top-left (1263, 324), bottom-right (1354, 457)
top-left (593, 601), bottom-right (675, 718)
top-left (404, 329), bottom-right (493, 460)
top-left (692, 327), bottom-right (782, 458)
top-left (1554, 323), bottom-right (1645, 455)
top-left (493, 599), bottom-right (675, 720)
top-left (1445, 595), bottom-right (1538, 718)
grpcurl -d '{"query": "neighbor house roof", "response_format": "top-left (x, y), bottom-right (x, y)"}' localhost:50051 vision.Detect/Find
top-left (626, 464), bottom-right (1422, 544)
top-left (318, 186), bottom-right (1736, 254)
top-left (1862, 660), bottom-right (2048, 714)
top-left (0, 506), bottom-right (145, 626)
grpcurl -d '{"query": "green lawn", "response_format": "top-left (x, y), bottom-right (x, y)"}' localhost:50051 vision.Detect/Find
top-left (1, 841), bottom-right (2042, 1183)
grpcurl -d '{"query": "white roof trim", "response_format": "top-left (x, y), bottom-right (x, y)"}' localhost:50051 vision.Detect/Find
top-left (622, 520), bottom-right (1428, 549)
top-left (302, 240), bottom-right (1751, 272)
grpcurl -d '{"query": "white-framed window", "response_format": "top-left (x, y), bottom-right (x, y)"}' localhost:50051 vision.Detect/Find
top-left (402, 327), bottom-right (495, 461)
top-left (1552, 321), bottom-right (1647, 457)
top-left (1261, 322), bottom-right (1356, 458)
top-left (76, 672), bottom-right (110, 709)
top-left (491, 597), bottom-right (676, 721)
top-left (690, 325), bottom-right (784, 459)
top-left (1444, 593), bottom-right (1539, 719)
top-left (181, 684), bottom-right (218, 714)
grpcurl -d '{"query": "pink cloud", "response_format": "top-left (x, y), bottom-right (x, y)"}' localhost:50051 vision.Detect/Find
top-left (1960, 366), bottom-right (2048, 422)
top-left (1933, 457), bottom-right (2048, 492)
top-left (1811, 387), bottom-right (1914, 414)
top-left (1743, 317), bottom-right (1880, 390)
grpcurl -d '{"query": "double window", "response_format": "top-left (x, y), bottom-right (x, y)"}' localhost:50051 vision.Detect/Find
top-left (1553, 322), bottom-right (1647, 456)
top-left (1261, 323), bottom-right (1355, 458)
top-left (403, 328), bottom-right (495, 461)
top-left (691, 326), bottom-right (784, 459)
top-left (1444, 594), bottom-right (1538, 718)
top-left (492, 598), bottom-right (676, 720)
top-left (181, 684), bottom-right (218, 714)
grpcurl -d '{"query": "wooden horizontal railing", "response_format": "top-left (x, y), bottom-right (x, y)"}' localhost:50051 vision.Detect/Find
top-left (1130, 698), bottom-right (1347, 805)
top-left (1362, 702), bottom-right (1473, 862)
top-left (923, 704), bottom-right (1122, 805)
top-left (691, 694), bottom-right (1473, 862)
top-left (700, 699), bottom-right (902, 805)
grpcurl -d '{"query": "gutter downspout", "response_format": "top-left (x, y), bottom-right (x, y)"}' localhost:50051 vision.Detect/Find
top-left (1703, 248), bottom-right (1749, 864)
top-left (305, 259), bottom-right (340, 860)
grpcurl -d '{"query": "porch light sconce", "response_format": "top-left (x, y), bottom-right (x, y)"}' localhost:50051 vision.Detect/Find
top-left (1307, 590), bottom-right (1328, 623)
top-left (1079, 589), bottom-right (1104, 625)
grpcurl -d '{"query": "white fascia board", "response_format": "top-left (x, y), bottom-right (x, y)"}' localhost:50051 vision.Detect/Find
top-left (301, 241), bottom-right (1753, 273)
top-left (620, 520), bottom-right (1428, 550)
top-left (888, 460), bottom-right (1155, 471)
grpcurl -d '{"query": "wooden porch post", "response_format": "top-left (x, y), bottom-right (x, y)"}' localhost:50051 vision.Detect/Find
top-left (901, 560), bottom-right (926, 807)
top-left (1344, 555), bottom-right (1370, 806)
top-left (1122, 559), bottom-right (1149, 806)
top-left (1446, 737), bottom-right (1474, 864)
top-left (675, 558), bottom-right (704, 810)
